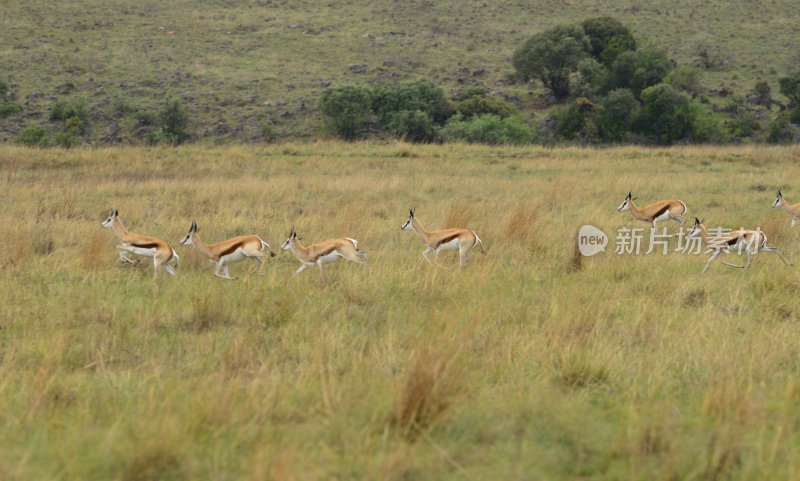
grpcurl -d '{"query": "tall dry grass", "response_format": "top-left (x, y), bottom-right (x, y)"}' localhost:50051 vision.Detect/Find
top-left (2, 143), bottom-right (800, 480)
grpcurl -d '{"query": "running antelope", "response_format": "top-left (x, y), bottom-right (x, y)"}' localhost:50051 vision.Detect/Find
top-left (771, 189), bottom-right (800, 227)
top-left (617, 192), bottom-right (688, 230)
top-left (179, 221), bottom-right (274, 280)
top-left (101, 209), bottom-right (179, 278)
top-left (280, 226), bottom-right (367, 277)
top-left (400, 209), bottom-right (485, 267)
top-left (686, 217), bottom-right (792, 274)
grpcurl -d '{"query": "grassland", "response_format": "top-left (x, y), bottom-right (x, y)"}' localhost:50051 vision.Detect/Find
top-left (1, 0), bottom-right (799, 143)
top-left (2, 143), bottom-right (800, 479)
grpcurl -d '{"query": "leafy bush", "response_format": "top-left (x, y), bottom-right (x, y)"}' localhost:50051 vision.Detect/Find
top-left (371, 79), bottom-right (452, 127)
top-left (633, 84), bottom-right (693, 144)
top-left (778, 70), bottom-right (800, 106)
top-left (726, 111), bottom-right (761, 139)
top-left (608, 47), bottom-right (673, 98)
top-left (766, 112), bottom-right (799, 144)
top-left (15, 125), bottom-right (48, 147)
top-left (49, 99), bottom-right (88, 122)
top-left (440, 113), bottom-right (532, 145)
top-left (666, 66), bottom-right (704, 95)
top-left (55, 116), bottom-right (81, 148)
top-left (550, 98), bottom-right (603, 140)
top-left (318, 84), bottom-right (371, 140)
top-left (512, 24), bottom-right (590, 100)
top-left (158, 100), bottom-right (190, 145)
top-left (688, 99), bottom-right (727, 143)
top-left (581, 16), bottom-right (636, 64)
top-left (384, 110), bottom-right (436, 142)
top-left (455, 87), bottom-right (488, 102)
top-left (0, 103), bottom-right (22, 118)
top-left (593, 89), bottom-right (639, 142)
top-left (455, 94), bottom-right (515, 119)
top-left (574, 58), bottom-right (610, 98)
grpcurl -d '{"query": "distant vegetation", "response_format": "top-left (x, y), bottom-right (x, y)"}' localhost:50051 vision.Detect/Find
top-left (1, 1), bottom-right (799, 146)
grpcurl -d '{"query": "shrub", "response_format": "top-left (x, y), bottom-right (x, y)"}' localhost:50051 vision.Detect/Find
top-left (512, 24), bottom-right (590, 100)
top-left (778, 70), bottom-right (800, 106)
top-left (593, 88), bottom-right (639, 142)
top-left (766, 112), bottom-right (799, 144)
top-left (574, 58), bottom-right (610, 98)
top-left (371, 79), bottom-right (452, 127)
top-left (55, 116), bottom-right (81, 148)
top-left (455, 87), bottom-right (487, 102)
top-left (608, 48), bottom-right (672, 98)
top-left (581, 16), bottom-right (636, 64)
top-left (15, 125), bottom-right (48, 147)
top-left (634, 84), bottom-right (693, 144)
top-left (0, 103), bottom-right (22, 118)
top-left (455, 94), bottom-right (515, 119)
top-left (691, 34), bottom-right (730, 71)
top-left (49, 99), bottom-right (88, 122)
top-left (318, 84), bottom-right (371, 140)
top-left (385, 110), bottom-right (436, 142)
top-left (158, 100), bottom-right (190, 145)
top-left (688, 99), bottom-right (727, 143)
top-left (666, 66), bottom-right (704, 95)
top-left (440, 113), bottom-right (532, 145)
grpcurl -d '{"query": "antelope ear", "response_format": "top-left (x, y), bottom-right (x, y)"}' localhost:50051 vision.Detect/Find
top-left (700, 217), bottom-right (705, 224)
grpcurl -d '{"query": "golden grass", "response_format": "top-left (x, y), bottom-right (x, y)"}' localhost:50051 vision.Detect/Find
top-left (2, 143), bottom-right (800, 480)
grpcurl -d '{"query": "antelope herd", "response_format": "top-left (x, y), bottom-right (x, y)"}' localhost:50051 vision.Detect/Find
top-left (102, 188), bottom-right (797, 279)
top-left (618, 189), bottom-right (795, 273)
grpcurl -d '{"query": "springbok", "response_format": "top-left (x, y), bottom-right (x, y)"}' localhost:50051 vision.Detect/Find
top-left (617, 192), bottom-right (688, 230)
top-left (101, 209), bottom-right (178, 278)
top-left (179, 221), bottom-right (274, 280)
top-left (400, 209), bottom-right (485, 267)
top-left (771, 189), bottom-right (800, 227)
top-left (686, 217), bottom-right (792, 274)
top-left (280, 226), bottom-right (367, 277)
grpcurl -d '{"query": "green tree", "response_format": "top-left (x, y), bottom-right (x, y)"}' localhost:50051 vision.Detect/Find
top-left (608, 47), bottom-right (672, 98)
top-left (581, 16), bottom-right (636, 64)
top-left (371, 79), bottom-right (452, 126)
top-left (385, 110), bottom-right (436, 142)
top-left (318, 85), bottom-right (371, 140)
top-left (778, 70), bottom-right (800, 106)
top-left (455, 94), bottom-right (515, 119)
top-left (593, 89), bottom-right (639, 142)
top-left (159, 100), bottom-right (190, 145)
top-left (441, 113), bottom-right (532, 145)
top-left (634, 84), bottom-right (693, 144)
top-left (512, 24), bottom-right (590, 100)
top-left (371, 79), bottom-right (452, 141)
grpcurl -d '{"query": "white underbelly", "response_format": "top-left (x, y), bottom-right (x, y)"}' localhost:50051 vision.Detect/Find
top-left (654, 210), bottom-right (673, 223)
top-left (438, 239), bottom-right (460, 251)
top-left (221, 250), bottom-right (247, 263)
top-left (125, 246), bottom-right (156, 257)
top-left (319, 252), bottom-right (341, 264)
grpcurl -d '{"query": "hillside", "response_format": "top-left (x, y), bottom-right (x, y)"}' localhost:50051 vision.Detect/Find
top-left (1, 0), bottom-right (799, 144)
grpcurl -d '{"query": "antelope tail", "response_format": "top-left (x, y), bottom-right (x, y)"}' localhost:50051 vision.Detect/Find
top-left (473, 231), bottom-right (486, 254)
